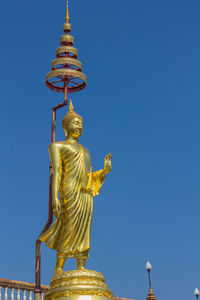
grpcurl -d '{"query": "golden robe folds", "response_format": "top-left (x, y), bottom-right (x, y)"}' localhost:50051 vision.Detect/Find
top-left (40, 142), bottom-right (105, 258)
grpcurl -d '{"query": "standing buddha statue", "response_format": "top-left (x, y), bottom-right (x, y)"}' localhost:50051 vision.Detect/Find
top-left (39, 100), bottom-right (112, 274)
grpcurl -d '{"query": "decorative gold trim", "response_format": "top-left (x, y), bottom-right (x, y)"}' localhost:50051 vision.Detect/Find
top-left (60, 35), bottom-right (74, 44)
top-left (51, 280), bottom-right (107, 289)
top-left (63, 23), bottom-right (71, 32)
top-left (46, 69), bottom-right (86, 83)
top-left (51, 270), bottom-right (105, 283)
top-left (51, 58), bottom-right (82, 70)
top-left (56, 46), bottom-right (78, 57)
top-left (46, 289), bottom-right (113, 299)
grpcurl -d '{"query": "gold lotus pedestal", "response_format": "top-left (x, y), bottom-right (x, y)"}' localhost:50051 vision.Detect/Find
top-left (44, 270), bottom-right (113, 300)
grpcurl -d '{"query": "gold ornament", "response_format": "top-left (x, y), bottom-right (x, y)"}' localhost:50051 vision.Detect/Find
top-left (51, 58), bottom-right (82, 70)
top-left (56, 46), bottom-right (78, 57)
top-left (46, 1), bottom-right (86, 94)
top-left (147, 289), bottom-right (156, 300)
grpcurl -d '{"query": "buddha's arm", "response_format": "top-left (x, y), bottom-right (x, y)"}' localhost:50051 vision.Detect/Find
top-left (90, 170), bottom-right (106, 197)
top-left (91, 153), bottom-right (112, 197)
top-left (49, 143), bottom-right (62, 218)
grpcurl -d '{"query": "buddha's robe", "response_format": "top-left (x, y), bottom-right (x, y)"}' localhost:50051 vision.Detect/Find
top-left (39, 141), bottom-right (105, 258)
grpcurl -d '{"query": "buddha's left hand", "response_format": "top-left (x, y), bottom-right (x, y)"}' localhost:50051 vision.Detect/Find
top-left (104, 153), bottom-right (112, 174)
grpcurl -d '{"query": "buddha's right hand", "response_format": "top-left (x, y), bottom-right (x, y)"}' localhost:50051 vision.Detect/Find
top-left (104, 153), bottom-right (112, 174)
top-left (53, 198), bottom-right (60, 218)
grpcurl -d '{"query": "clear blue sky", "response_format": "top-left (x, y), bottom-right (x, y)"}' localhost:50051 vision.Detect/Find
top-left (0, 1), bottom-right (200, 300)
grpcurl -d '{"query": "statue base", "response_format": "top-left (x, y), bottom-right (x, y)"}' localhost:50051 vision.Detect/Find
top-left (44, 270), bottom-right (114, 300)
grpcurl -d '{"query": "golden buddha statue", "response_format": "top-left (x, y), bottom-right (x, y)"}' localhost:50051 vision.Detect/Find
top-left (39, 100), bottom-right (112, 275)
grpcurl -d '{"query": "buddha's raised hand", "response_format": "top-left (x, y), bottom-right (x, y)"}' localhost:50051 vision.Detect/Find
top-left (104, 153), bottom-right (112, 174)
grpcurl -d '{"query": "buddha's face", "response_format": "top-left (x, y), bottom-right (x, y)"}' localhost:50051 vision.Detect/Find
top-left (67, 117), bottom-right (83, 138)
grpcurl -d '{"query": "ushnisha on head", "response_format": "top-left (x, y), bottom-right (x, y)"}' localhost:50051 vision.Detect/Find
top-left (62, 99), bottom-right (83, 139)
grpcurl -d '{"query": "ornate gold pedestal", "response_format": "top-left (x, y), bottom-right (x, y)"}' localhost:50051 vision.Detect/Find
top-left (44, 270), bottom-right (113, 300)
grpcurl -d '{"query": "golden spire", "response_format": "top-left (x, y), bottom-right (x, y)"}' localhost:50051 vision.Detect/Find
top-left (65, 1), bottom-right (70, 23)
top-left (147, 289), bottom-right (156, 300)
top-left (68, 99), bottom-right (74, 112)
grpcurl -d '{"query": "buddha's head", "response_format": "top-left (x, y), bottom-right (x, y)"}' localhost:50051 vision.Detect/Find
top-left (62, 100), bottom-right (83, 139)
